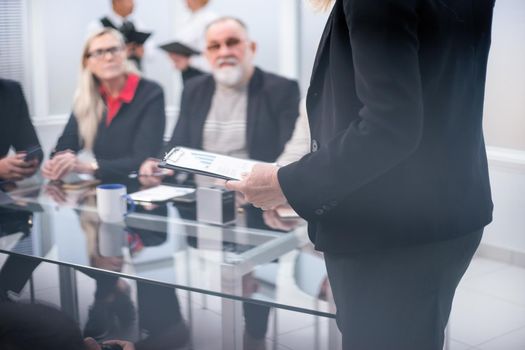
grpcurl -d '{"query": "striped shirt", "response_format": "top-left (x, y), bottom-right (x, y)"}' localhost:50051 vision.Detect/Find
top-left (202, 83), bottom-right (249, 159)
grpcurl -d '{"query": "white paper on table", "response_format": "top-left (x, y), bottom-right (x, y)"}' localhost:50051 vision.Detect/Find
top-left (129, 185), bottom-right (195, 202)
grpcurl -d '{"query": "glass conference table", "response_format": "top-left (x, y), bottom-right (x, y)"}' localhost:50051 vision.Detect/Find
top-left (0, 180), bottom-right (339, 349)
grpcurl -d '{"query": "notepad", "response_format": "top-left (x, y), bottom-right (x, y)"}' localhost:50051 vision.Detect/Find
top-left (130, 185), bottom-right (195, 203)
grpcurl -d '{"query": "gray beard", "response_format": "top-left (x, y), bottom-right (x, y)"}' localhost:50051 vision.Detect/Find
top-left (213, 65), bottom-right (244, 87)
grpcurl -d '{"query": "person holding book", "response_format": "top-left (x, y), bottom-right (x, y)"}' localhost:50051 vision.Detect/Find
top-left (158, 40), bottom-right (204, 84)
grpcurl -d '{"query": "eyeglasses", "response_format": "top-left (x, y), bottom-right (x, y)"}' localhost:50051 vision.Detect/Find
top-left (86, 46), bottom-right (124, 59)
top-left (206, 37), bottom-right (244, 53)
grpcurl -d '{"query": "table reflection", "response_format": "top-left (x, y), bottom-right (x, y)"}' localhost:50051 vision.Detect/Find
top-left (1, 181), bottom-right (337, 349)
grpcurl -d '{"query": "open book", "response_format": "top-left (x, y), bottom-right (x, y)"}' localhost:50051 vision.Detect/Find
top-left (159, 147), bottom-right (262, 181)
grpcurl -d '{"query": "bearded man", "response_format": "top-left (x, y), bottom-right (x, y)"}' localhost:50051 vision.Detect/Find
top-left (139, 17), bottom-right (300, 186)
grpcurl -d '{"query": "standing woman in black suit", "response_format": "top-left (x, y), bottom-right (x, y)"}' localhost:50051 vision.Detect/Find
top-left (42, 27), bottom-right (165, 183)
top-left (0, 79), bottom-right (42, 183)
top-left (227, 0), bottom-right (496, 349)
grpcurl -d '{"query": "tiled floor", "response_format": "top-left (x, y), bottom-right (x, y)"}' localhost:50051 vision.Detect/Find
top-left (2, 254), bottom-right (525, 349)
top-left (447, 257), bottom-right (525, 350)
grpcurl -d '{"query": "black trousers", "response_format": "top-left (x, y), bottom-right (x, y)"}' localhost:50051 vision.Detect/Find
top-left (324, 229), bottom-right (483, 350)
top-left (0, 255), bottom-right (40, 295)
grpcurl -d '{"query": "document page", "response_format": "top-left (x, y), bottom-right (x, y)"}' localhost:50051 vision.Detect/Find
top-left (130, 185), bottom-right (195, 202)
top-left (164, 147), bottom-right (261, 180)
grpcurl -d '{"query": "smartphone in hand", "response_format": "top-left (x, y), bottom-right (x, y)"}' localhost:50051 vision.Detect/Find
top-left (23, 145), bottom-right (43, 162)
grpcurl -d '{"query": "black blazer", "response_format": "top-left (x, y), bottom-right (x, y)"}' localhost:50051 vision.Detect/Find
top-left (168, 67), bottom-right (300, 162)
top-left (278, 0), bottom-right (495, 253)
top-left (54, 78), bottom-right (165, 182)
top-left (0, 79), bottom-right (42, 161)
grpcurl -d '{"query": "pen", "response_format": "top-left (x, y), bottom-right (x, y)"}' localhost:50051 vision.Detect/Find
top-left (128, 171), bottom-right (168, 179)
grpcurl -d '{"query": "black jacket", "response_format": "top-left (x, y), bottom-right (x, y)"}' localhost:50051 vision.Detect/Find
top-left (168, 67), bottom-right (300, 162)
top-left (181, 67), bottom-right (204, 85)
top-left (278, 0), bottom-right (495, 253)
top-left (54, 78), bottom-right (165, 182)
top-left (0, 79), bottom-right (42, 161)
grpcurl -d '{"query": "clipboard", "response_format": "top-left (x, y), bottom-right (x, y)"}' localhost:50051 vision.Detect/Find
top-left (159, 147), bottom-right (262, 181)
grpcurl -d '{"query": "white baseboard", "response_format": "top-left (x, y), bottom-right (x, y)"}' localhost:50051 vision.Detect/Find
top-left (476, 243), bottom-right (525, 268)
top-left (483, 145), bottom-right (525, 265)
top-left (487, 146), bottom-right (525, 169)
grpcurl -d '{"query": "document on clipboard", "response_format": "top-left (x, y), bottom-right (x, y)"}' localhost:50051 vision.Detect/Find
top-left (158, 147), bottom-right (261, 181)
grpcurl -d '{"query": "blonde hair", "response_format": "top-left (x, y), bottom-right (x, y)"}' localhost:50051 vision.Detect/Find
top-left (310, 0), bottom-right (334, 11)
top-left (73, 28), bottom-right (139, 150)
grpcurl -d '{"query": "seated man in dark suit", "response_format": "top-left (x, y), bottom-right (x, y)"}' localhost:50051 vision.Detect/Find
top-left (139, 16), bottom-right (300, 186)
top-left (0, 79), bottom-right (42, 184)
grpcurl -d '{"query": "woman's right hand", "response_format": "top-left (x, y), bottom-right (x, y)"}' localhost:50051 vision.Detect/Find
top-left (41, 158), bottom-right (55, 180)
top-left (42, 151), bottom-right (77, 181)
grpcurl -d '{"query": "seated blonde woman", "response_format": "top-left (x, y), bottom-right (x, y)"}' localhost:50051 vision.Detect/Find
top-left (42, 28), bottom-right (165, 183)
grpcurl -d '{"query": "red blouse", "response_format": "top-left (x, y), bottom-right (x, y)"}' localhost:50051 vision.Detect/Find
top-left (99, 73), bottom-right (140, 127)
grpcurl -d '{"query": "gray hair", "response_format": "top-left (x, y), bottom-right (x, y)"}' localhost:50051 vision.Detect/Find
top-left (205, 16), bottom-right (250, 37)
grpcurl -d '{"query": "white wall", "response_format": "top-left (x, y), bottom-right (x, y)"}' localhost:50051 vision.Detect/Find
top-left (206, 0), bottom-right (282, 76)
top-left (483, 0), bottom-right (525, 151)
top-left (300, 3), bottom-right (330, 94)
